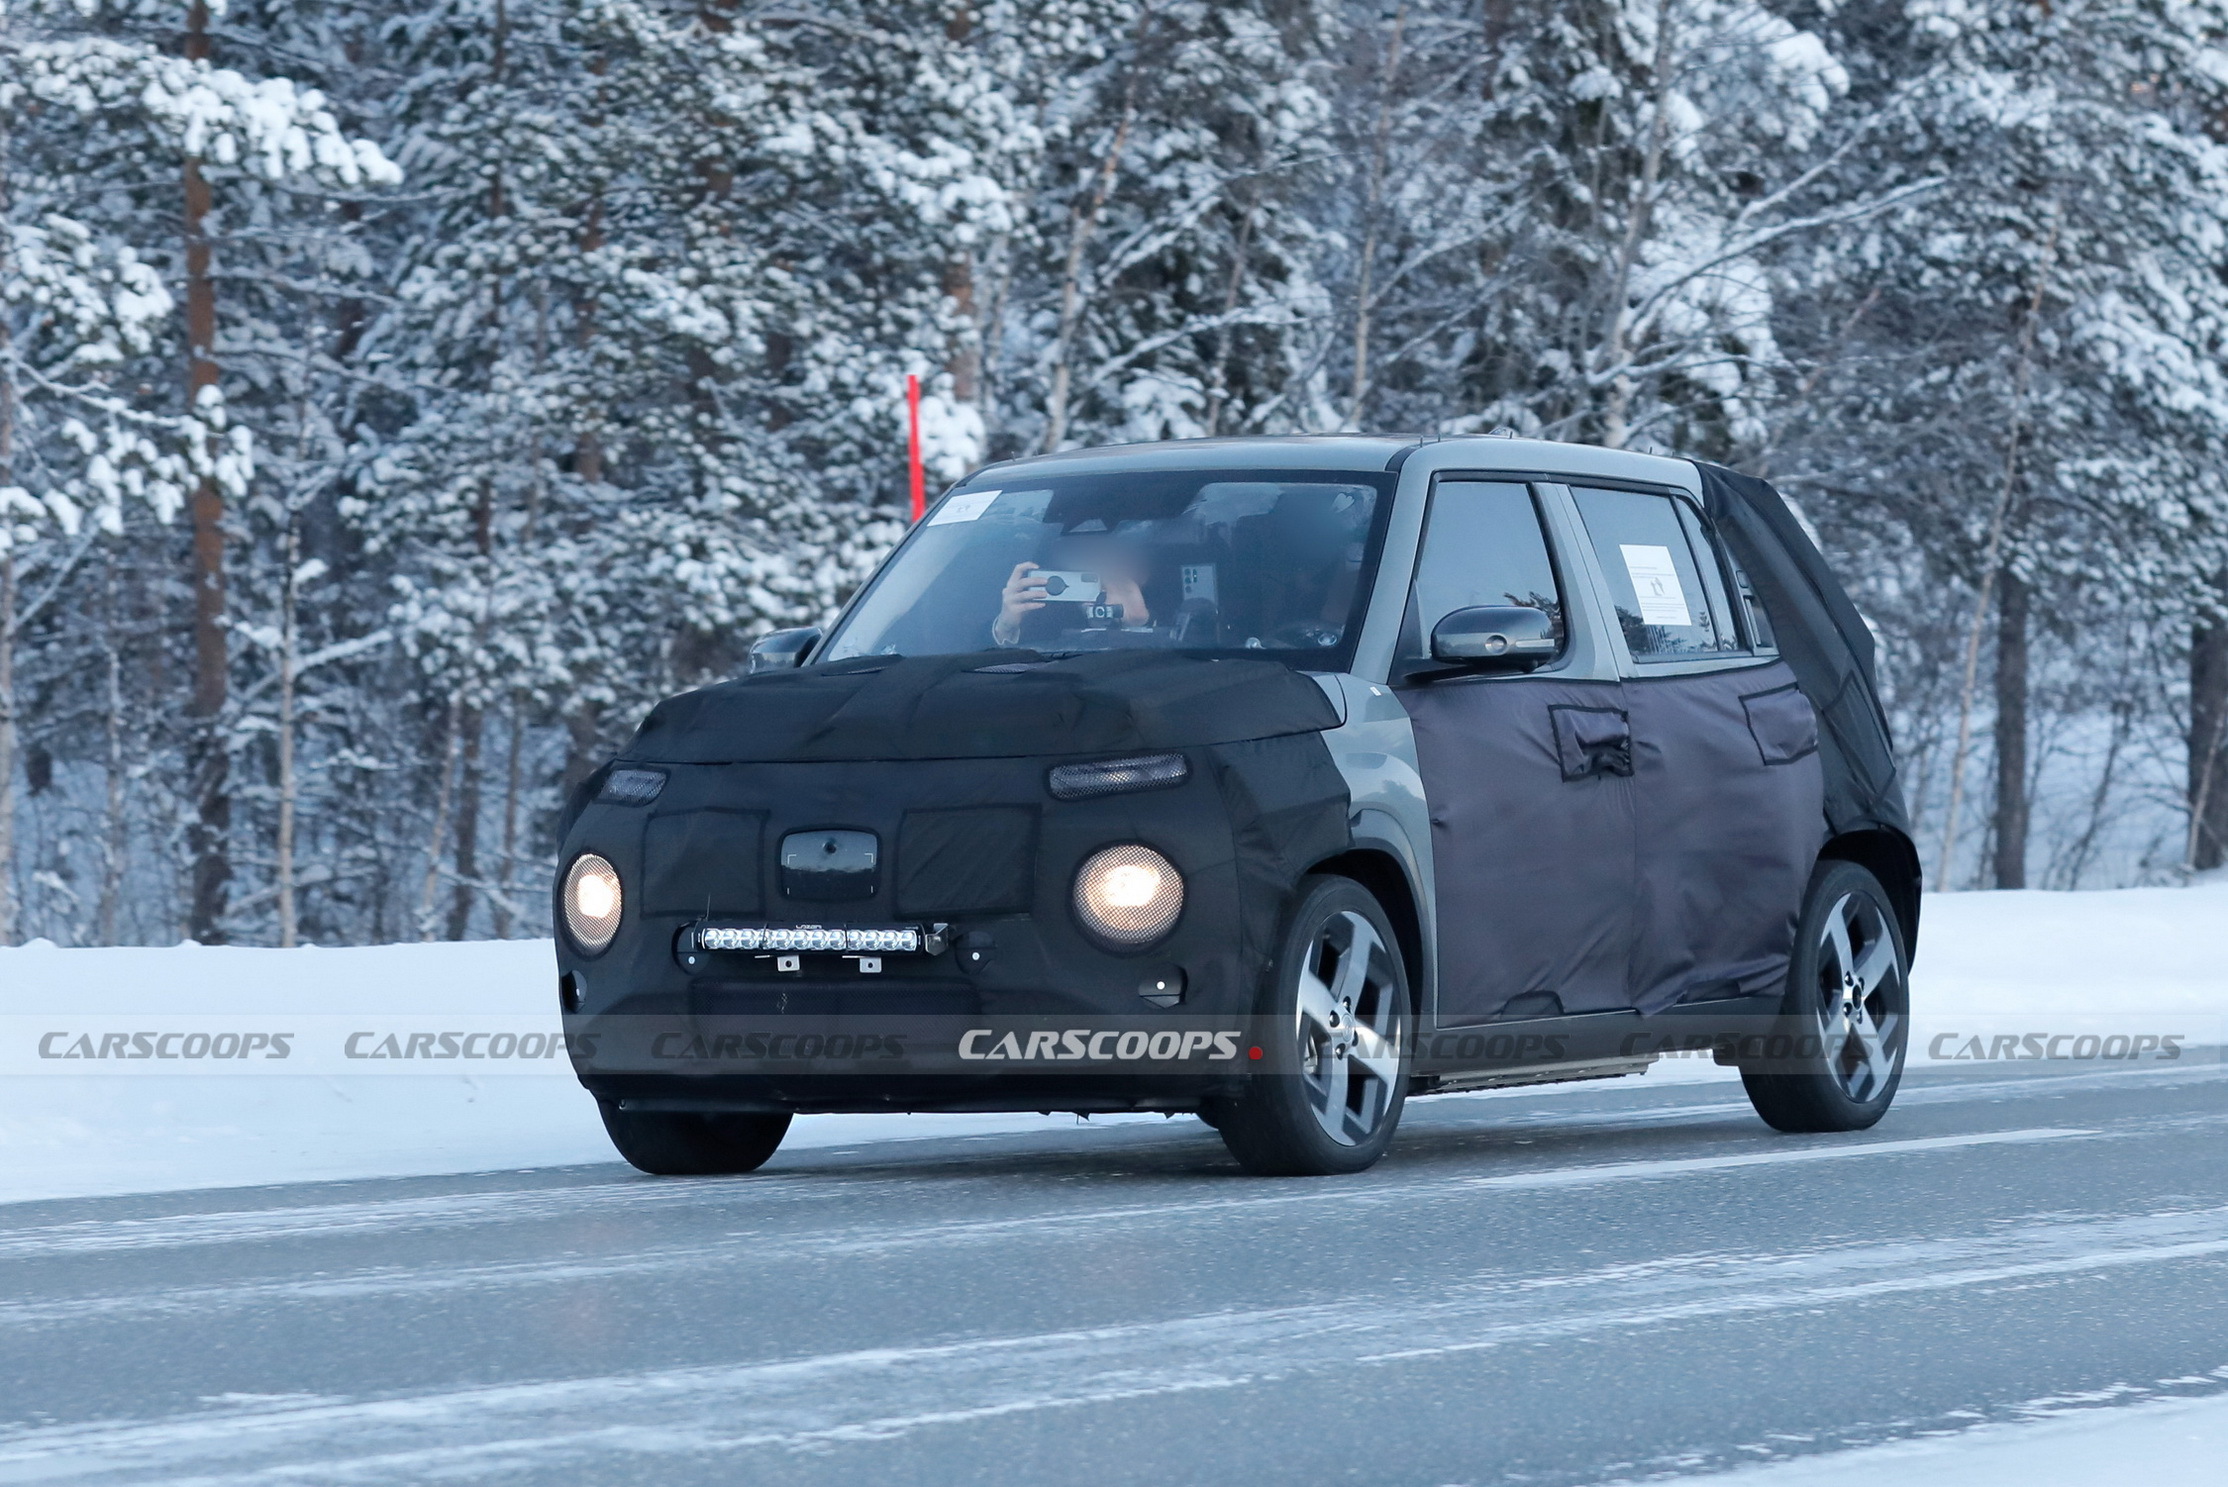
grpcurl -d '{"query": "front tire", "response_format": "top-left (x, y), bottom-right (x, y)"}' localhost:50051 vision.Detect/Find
top-left (599, 1104), bottom-right (792, 1176)
top-left (1741, 859), bottom-right (1910, 1133)
top-left (1216, 876), bottom-right (1413, 1176)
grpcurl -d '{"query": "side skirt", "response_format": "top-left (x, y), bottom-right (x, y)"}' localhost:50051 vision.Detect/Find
top-left (1411, 994), bottom-right (1785, 1095)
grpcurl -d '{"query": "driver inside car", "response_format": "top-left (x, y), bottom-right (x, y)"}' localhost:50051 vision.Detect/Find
top-left (1223, 484), bottom-right (1370, 650)
top-left (991, 533), bottom-right (1158, 648)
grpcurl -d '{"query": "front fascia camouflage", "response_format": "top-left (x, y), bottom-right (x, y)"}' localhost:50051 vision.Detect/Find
top-left (554, 651), bottom-right (1353, 1114)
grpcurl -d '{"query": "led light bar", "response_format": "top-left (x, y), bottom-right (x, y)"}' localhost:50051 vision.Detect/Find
top-left (694, 925), bottom-right (924, 954)
top-left (1046, 752), bottom-right (1190, 801)
top-left (597, 768), bottom-right (667, 805)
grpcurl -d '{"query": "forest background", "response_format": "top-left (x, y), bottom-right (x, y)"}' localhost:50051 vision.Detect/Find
top-left (6, 0), bottom-right (2228, 948)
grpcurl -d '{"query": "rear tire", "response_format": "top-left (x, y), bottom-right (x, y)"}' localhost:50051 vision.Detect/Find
top-left (1216, 876), bottom-right (1412, 1176)
top-left (1740, 859), bottom-right (1910, 1133)
top-left (599, 1104), bottom-right (792, 1175)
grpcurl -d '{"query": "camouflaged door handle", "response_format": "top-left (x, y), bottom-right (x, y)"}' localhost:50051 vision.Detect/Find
top-left (1548, 704), bottom-right (1634, 782)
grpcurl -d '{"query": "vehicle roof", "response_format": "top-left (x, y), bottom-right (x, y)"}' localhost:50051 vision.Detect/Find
top-left (965, 434), bottom-right (1701, 489)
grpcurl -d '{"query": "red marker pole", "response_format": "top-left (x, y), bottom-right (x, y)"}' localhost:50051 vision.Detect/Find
top-left (906, 374), bottom-right (926, 522)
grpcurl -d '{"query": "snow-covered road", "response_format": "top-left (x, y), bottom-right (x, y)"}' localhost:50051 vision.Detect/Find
top-left (5, 884), bottom-right (2226, 1481)
top-left (2, 1058), bottom-right (2224, 1485)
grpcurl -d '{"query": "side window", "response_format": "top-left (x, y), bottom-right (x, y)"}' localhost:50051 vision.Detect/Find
top-left (1406, 481), bottom-right (1565, 651)
top-left (1727, 556), bottom-right (1777, 652)
top-left (1675, 503), bottom-right (1739, 644)
top-left (1571, 486), bottom-right (1738, 659)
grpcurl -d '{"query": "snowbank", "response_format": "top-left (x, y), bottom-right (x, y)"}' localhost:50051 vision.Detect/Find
top-left (1672, 1386), bottom-right (2228, 1485)
top-left (3, 883), bottom-right (2224, 1205)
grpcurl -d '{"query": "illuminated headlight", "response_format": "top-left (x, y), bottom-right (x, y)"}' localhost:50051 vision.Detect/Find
top-left (1047, 753), bottom-right (1189, 800)
top-left (1073, 844), bottom-right (1184, 946)
top-left (562, 853), bottom-right (623, 953)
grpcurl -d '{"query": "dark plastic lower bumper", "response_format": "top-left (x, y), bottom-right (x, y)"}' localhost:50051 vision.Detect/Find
top-left (568, 1002), bottom-right (1260, 1114)
top-left (565, 995), bottom-right (1811, 1117)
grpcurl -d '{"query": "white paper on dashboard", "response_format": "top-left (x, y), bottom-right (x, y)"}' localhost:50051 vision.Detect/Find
top-left (1619, 544), bottom-right (1693, 627)
top-left (927, 489), bottom-right (1000, 526)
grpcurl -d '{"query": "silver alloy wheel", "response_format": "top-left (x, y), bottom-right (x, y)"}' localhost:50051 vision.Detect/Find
top-left (1812, 889), bottom-right (1903, 1102)
top-left (1292, 909), bottom-right (1404, 1146)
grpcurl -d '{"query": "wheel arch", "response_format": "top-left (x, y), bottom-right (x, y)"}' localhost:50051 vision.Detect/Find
top-left (1819, 827), bottom-right (1921, 964)
top-left (1304, 846), bottom-right (1426, 1011)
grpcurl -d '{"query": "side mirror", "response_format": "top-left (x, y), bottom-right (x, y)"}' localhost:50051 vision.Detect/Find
top-left (747, 626), bottom-right (822, 674)
top-left (1430, 606), bottom-right (1557, 670)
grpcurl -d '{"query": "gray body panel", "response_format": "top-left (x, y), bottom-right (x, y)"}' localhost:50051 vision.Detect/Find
top-left (1314, 674), bottom-right (1436, 1007)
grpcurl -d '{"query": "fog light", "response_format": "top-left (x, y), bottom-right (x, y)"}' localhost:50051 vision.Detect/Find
top-left (563, 853), bottom-right (623, 953)
top-left (1074, 844), bottom-right (1183, 946)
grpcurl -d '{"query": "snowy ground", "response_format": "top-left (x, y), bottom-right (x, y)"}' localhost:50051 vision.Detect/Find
top-left (1665, 1385), bottom-right (2228, 1486)
top-left (4, 881), bottom-right (2222, 1208)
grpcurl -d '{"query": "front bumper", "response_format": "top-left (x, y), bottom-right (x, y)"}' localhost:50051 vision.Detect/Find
top-left (553, 743), bottom-right (1350, 1114)
top-left (566, 1008), bottom-right (1262, 1114)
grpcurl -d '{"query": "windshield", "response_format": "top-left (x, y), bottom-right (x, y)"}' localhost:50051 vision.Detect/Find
top-left (823, 468), bottom-right (1394, 668)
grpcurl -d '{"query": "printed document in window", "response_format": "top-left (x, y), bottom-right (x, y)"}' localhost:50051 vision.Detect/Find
top-left (1619, 544), bottom-right (1693, 627)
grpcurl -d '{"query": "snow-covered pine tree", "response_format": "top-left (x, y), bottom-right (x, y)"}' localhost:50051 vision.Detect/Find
top-left (1768, 0), bottom-right (2228, 887)
top-left (360, 2), bottom-right (1024, 935)
top-left (1369, 0), bottom-right (1930, 453)
top-left (3, 0), bottom-right (395, 942)
top-left (9, 0), bottom-right (2228, 943)
top-left (972, 0), bottom-right (1345, 451)
top-left (1, 5), bottom-right (196, 938)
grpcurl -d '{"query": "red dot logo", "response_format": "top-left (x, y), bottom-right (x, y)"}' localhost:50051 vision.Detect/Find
top-left (1248, 1046), bottom-right (1263, 1061)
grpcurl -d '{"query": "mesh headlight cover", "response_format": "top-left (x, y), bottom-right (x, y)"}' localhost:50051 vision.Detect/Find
top-left (1073, 844), bottom-right (1184, 946)
top-left (563, 853), bottom-right (623, 953)
top-left (1046, 753), bottom-right (1189, 801)
top-left (597, 768), bottom-right (666, 806)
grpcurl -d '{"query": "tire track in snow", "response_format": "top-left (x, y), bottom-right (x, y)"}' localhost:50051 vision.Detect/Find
top-left (0, 1128), bottom-right (2103, 1326)
top-left (3, 1062), bottom-right (2216, 1266)
top-left (4, 1203), bottom-right (2227, 1484)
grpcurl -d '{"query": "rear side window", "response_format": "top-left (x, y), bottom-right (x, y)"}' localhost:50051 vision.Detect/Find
top-left (1571, 487), bottom-right (1738, 659)
top-left (1407, 482), bottom-right (1565, 649)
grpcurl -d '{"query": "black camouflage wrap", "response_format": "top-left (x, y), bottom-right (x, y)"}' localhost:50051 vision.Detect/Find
top-left (1623, 663), bottom-right (1827, 1015)
top-left (1693, 463), bottom-right (1910, 842)
top-left (1406, 675), bottom-right (1637, 1025)
top-left (1407, 460), bottom-right (1896, 1028)
top-left (549, 457), bottom-right (1914, 1111)
top-left (616, 649), bottom-right (1340, 764)
top-left (553, 651), bottom-right (1349, 1111)
top-left (1406, 663), bottom-right (1826, 1025)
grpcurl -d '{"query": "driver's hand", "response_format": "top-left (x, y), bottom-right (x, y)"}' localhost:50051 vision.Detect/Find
top-left (993, 562), bottom-right (1049, 646)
